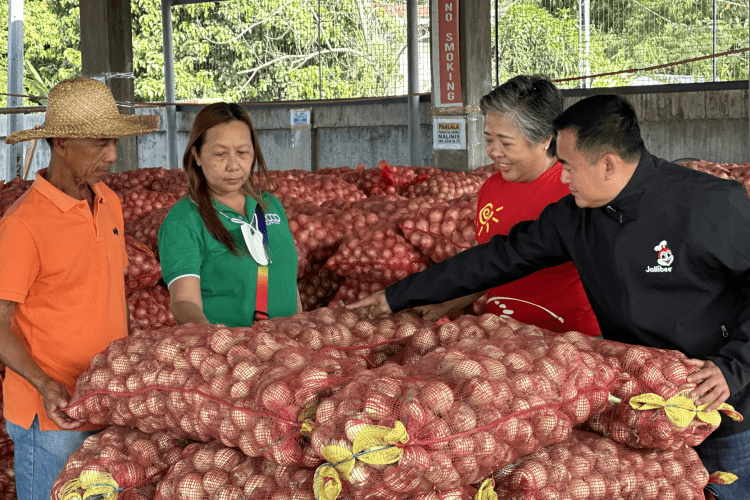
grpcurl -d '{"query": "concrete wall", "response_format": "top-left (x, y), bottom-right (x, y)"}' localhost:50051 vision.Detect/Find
top-left (563, 88), bottom-right (749, 164)
top-left (2, 88), bottom-right (748, 182)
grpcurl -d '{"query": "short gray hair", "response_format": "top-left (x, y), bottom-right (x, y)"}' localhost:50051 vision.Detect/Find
top-left (480, 75), bottom-right (563, 156)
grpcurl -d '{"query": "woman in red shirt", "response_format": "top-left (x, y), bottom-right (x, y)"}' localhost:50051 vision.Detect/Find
top-left (421, 75), bottom-right (601, 336)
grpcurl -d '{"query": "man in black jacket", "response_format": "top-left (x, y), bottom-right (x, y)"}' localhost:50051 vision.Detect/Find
top-left (349, 94), bottom-right (750, 498)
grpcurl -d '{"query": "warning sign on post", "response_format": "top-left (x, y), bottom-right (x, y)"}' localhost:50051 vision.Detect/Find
top-left (433, 118), bottom-right (466, 150)
top-left (290, 109), bottom-right (311, 127)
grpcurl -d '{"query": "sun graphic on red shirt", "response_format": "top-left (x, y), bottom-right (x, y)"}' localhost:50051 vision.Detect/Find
top-left (477, 203), bottom-right (503, 236)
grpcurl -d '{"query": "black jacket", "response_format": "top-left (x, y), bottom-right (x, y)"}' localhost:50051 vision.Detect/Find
top-left (387, 150), bottom-right (750, 437)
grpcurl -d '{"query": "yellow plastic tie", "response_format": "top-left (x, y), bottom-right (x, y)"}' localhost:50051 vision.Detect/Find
top-left (475, 478), bottom-right (498, 500)
top-left (321, 445), bottom-right (356, 481)
top-left (629, 393), bottom-right (742, 427)
top-left (60, 478), bottom-right (82, 500)
top-left (352, 421), bottom-right (408, 466)
top-left (61, 472), bottom-right (120, 500)
top-left (314, 464), bottom-right (343, 500)
top-left (708, 471), bottom-right (739, 485)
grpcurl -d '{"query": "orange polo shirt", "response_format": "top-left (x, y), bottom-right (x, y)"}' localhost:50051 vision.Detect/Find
top-left (0, 169), bottom-right (128, 431)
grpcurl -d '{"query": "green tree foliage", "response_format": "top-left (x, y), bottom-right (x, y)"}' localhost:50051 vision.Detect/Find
top-left (0, 0), bottom-right (747, 104)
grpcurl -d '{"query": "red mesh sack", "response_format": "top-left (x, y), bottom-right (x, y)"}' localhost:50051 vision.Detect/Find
top-left (65, 322), bottom-right (364, 467)
top-left (403, 171), bottom-right (485, 201)
top-left (0, 177), bottom-right (33, 217)
top-left (124, 207), bottom-right (170, 255)
top-left (341, 195), bottom-right (441, 230)
top-left (298, 266), bottom-right (345, 311)
top-left (401, 195), bottom-right (478, 263)
top-left (310, 334), bottom-right (619, 498)
top-left (51, 426), bottom-right (189, 500)
top-left (264, 307), bottom-right (429, 369)
top-left (491, 429), bottom-right (708, 500)
top-left (677, 160), bottom-right (733, 180)
top-left (127, 285), bottom-right (175, 332)
top-left (259, 170), bottom-right (366, 205)
top-left (289, 212), bottom-right (345, 278)
top-left (118, 188), bottom-right (179, 222)
top-left (103, 167), bottom-right (168, 192)
top-left (151, 169), bottom-right (188, 198)
top-left (333, 208), bottom-right (383, 236)
top-left (324, 227), bottom-right (429, 285)
top-left (281, 196), bottom-right (341, 217)
top-left (556, 331), bottom-right (744, 449)
top-left (124, 236), bottom-right (162, 293)
top-left (328, 279), bottom-right (386, 307)
top-left (154, 440), bottom-right (356, 500)
top-left (0, 454), bottom-right (14, 500)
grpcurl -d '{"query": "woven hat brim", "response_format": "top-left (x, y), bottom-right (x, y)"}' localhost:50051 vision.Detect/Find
top-left (4, 114), bottom-right (160, 145)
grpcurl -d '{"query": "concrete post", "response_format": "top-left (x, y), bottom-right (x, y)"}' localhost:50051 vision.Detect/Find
top-left (6, 0), bottom-right (24, 181)
top-left (290, 108), bottom-right (312, 172)
top-left (407, 0), bottom-right (420, 166)
top-left (430, 0), bottom-right (491, 172)
top-left (79, 0), bottom-right (138, 173)
top-left (162, 0), bottom-right (179, 170)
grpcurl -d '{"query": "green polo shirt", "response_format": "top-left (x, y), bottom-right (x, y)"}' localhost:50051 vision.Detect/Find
top-left (158, 192), bottom-right (298, 327)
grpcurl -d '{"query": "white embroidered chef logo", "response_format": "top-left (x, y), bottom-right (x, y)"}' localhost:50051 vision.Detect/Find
top-left (647, 240), bottom-right (673, 272)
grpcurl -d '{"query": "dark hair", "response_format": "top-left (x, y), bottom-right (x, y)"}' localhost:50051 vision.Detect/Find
top-left (480, 75), bottom-right (563, 157)
top-left (183, 102), bottom-right (272, 255)
top-left (46, 138), bottom-right (53, 149)
top-left (553, 94), bottom-right (644, 162)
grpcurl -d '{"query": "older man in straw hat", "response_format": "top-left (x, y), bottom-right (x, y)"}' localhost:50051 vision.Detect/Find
top-left (0, 77), bottom-right (159, 500)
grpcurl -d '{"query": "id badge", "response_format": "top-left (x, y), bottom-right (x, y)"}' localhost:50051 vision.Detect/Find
top-left (241, 222), bottom-right (269, 266)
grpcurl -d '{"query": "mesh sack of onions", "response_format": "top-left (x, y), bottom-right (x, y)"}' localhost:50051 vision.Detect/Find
top-left (393, 313), bottom-right (533, 367)
top-left (309, 334), bottom-right (620, 498)
top-left (324, 227), bottom-right (429, 285)
top-left (103, 167), bottom-right (168, 192)
top-left (51, 426), bottom-right (189, 500)
top-left (289, 212), bottom-right (345, 278)
top-left (65, 322), bottom-right (364, 467)
top-left (127, 284), bottom-right (175, 332)
top-left (298, 266), bottom-right (345, 311)
top-left (125, 236), bottom-right (162, 293)
top-left (154, 440), bottom-right (357, 500)
top-left (0, 454), bottom-right (14, 500)
top-left (677, 160), bottom-right (733, 180)
top-left (118, 188), bottom-right (179, 222)
top-left (0, 177), bottom-right (33, 217)
top-left (124, 207), bottom-right (170, 255)
top-left (334, 209), bottom-right (383, 236)
top-left (281, 196), bottom-right (341, 217)
top-left (555, 332), bottom-right (745, 450)
top-left (328, 279), bottom-right (386, 307)
top-left (264, 307), bottom-right (430, 369)
top-left (151, 169), bottom-right (189, 199)
top-left (403, 171), bottom-right (485, 201)
top-left (400, 195), bottom-right (478, 264)
top-left (259, 170), bottom-right (366, 205)
top-left (490, 429), bottom-right (708, 500)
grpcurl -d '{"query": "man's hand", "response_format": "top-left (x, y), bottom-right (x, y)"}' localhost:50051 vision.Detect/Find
top-left (346, 290), bottom-right (393, 319)
top-left (40, 378), bottom-right (86, 430)
top-left (680, 359), bottom-right (731, 412)
top-left (410, 302), bottom-right (455, 322)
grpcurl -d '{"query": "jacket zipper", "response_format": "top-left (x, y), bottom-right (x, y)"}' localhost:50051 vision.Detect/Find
top-left (721, 325), bottom-right (729, 338)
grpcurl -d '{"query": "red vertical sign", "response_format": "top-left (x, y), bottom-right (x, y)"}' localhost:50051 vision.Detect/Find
top-left (437, 0), bottom-right (462, 105)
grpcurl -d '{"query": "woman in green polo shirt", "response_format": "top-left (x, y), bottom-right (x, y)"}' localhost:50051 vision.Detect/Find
top-left (158, 102), bottom-right (300, 327)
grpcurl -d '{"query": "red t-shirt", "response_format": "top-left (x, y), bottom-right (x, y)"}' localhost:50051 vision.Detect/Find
top-left (475, 162), bottom-right (601, 336)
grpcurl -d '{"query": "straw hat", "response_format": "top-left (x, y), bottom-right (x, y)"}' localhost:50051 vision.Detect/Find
top-left (5, 77), bottom-right (160, 145)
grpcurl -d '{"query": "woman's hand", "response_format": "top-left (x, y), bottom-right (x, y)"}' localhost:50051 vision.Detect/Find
top-left (346, 290), bottom-right (393, 319)
top-left (168, 276), bottom-right (211, 325)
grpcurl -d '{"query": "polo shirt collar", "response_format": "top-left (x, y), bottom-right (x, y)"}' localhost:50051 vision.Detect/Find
top-left (33, 168), bottom-right (106, 213)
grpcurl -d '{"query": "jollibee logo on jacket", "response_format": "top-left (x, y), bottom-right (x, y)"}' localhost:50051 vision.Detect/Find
top-left (647, 240), bottom-right (673, 272)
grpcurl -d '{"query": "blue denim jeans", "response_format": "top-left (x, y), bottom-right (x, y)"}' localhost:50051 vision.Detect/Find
top-left (6, 416), bottom-right (99, 500)
top-left (696, 427), bottom-right (750, 500)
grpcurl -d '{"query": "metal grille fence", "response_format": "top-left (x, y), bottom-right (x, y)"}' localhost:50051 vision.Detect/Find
top-left (168, 0), bottom-right (432, 102)
top-left (492, 0), bottom-right (750, 88)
